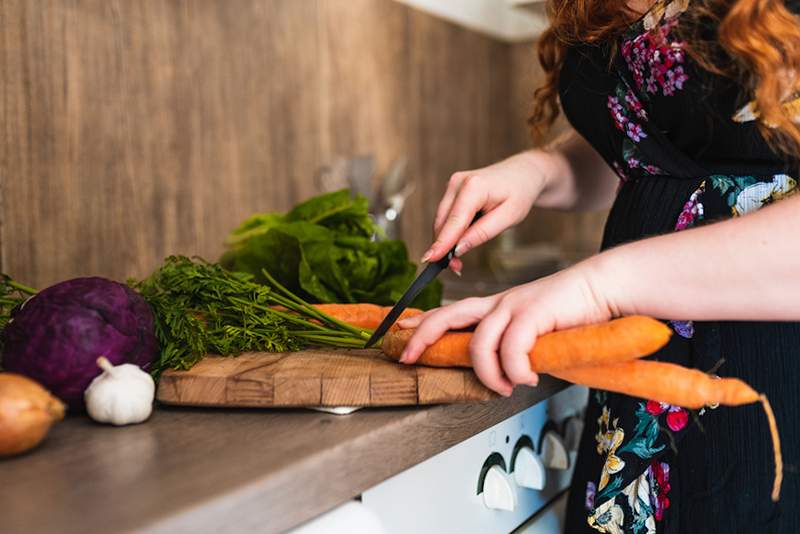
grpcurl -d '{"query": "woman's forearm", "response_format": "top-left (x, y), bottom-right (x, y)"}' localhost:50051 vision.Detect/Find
top-left (588, 194), bottom-right (800, 321)
top-left (531, 128), bottom-right (620, 212)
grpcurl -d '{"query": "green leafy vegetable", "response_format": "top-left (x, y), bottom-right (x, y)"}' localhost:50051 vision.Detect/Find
top-left (133, 256), bottom-right (372, 376)
top-left (0, 275), bottom-right (37, 363)
top-left (0, 275), bottom-right (37, 331)
top-left (220, 189), bottom-right (442, 310)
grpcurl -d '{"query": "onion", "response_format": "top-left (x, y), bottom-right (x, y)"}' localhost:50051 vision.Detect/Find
top-left (0, 373), bottom-right (65, 457)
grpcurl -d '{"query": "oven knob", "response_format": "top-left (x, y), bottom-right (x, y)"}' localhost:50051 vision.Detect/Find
top-left (482, 465), bottom-right (516, 512)
top-left (563, 416), bottom-right (585, 451)
top-left (540, 430), bottom-right (570, 470)
top-left (512, 446), bottom-right (546, 490)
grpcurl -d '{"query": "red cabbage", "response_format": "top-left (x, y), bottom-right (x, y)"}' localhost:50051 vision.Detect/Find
top-left (2, 277), bottom-right (158, 409)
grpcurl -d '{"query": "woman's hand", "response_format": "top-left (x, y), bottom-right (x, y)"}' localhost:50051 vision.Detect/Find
top-left (400, 192), bottom-right (800, 397)
top-left (397, 263), bottom-right (612, 397)
top-left (422, 130), bottom-right (621, 275)
top-left (422, 152), bottom-right (549, 274)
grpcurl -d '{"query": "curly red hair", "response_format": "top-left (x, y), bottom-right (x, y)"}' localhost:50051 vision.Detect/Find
top-left (530, 0), bottom-right (800, 156)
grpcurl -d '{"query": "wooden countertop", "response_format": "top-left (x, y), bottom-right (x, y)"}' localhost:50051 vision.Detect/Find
top-left (1, 377), bottom-right (566, 534)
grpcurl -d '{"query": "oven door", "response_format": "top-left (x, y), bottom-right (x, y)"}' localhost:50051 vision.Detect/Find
top-left (514, 491), bottom-right (568, 533)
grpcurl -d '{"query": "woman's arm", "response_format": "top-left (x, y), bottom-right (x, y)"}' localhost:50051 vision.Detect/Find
top-left (400, 194), bottom-right (800, 395)
top-left (533, 128), bottom-right (621, 212)
top-left (589, 193), bottom-right (800, 321)
top-left (423, 127), bottom-right (619, 270)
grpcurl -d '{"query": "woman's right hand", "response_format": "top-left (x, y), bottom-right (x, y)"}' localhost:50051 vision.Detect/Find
top-left (422, 152), bottom-right (549, 274)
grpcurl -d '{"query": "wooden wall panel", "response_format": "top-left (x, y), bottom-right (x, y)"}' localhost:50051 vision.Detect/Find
top-left (317, 0), bottom-right (410, 181)
top-left (1, 0), bottom-right (322, 287)
top-left (488, 39), bottom-right (515, 165)
top-left (406, 10), bottom-right (512, 269)
top-left (0, 0), bottom-right (605, 290)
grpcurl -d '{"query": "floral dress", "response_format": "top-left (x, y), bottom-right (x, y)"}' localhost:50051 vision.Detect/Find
top-left (558, 2), bottom-right (800, 533)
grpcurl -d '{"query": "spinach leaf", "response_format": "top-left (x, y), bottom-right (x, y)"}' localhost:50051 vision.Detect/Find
top-left (223, 213), bottom-right (285, 248)
top-left (220, 189), bottom-right (442, 309)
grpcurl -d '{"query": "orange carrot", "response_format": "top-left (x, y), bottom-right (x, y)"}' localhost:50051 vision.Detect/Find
top-left (382, 318), bottom-right (781, 501)
top-left (312, 303), bottom-right (423, 331)
top-left (381, 316), bottom-right (672, 370)
top-left (552, 360), bottom-right (782, 502)
top-left (551, 360), bottom-right (758, 408)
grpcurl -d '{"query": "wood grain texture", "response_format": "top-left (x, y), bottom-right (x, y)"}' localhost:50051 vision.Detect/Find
top-left (317, 0), bottom-right (410, 184)
top-left (0, 378), bottom-right (567, 534)
top-left (0, 1), bottom-right (606, 289)
top-left (0, 0), bottom-right (523, 288)
top-left (157, 349), bottom-right (496, 407)
top-left (1, 0), bottom-right (323, 287)
top-left (405, 10), bottom-right (513, 267)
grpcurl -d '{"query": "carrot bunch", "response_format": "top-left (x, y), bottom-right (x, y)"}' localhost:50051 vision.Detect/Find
top-left (380, 316), bottom-right (782, 503)
top-left (316, 305), bottom-right (781, 503)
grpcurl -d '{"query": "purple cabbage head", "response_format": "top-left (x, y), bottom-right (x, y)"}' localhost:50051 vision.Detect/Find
top-left (2, 277), bottom-right (158, 409)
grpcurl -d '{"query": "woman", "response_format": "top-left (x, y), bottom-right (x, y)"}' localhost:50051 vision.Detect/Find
top-left (398, 1), bottom-right (800, 532)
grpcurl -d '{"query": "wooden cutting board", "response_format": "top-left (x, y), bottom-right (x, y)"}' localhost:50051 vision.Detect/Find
top-left (156, 349), bottom-right (497, 408)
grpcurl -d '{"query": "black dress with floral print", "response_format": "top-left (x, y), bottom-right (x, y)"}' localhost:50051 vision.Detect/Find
top-left (559, 2), bottom-right (800, 533)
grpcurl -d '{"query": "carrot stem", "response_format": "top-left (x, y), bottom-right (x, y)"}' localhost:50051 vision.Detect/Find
top-left (7, 280), bottom-right (37, 295)
top-left (260, 268), bottom-right (370, 338)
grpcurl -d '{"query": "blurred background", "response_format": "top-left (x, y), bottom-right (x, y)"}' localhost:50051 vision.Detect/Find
top-left (0, 0), bottom-right (607, 293)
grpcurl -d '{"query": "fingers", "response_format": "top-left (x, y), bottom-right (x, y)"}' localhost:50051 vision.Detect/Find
top-left (398, 291), bottom-right (542, 399)
top-left (423, 176), bottom-right (486, 262)
top-left (433, 173), bottom-right (467, 237)
top-left (453, 207), bottom-right (515, 258)
top-left (470, 307), bottom-right (515, 397)
top-left (448, 257), bottom-right (463, 276)
top-left (396, 309), bottom-right (431, 329)
top-left (499, 312), bottom-right (540, 387)
top-left (398, 297), bottom-right (495, 364)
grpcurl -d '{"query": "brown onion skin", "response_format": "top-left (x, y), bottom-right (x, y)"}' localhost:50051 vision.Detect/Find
top-left (0, 373), bottom-right (65, 457)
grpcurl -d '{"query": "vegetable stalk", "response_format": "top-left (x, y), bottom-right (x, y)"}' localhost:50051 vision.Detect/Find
top-left (134, 256), bottom-right (374, 376)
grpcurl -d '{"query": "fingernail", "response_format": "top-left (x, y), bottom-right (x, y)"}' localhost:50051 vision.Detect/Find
top-left (398, 350), bottom-right (408, 363)
top-left (502, 387), bottom-right (513, 398)
top-left (528, 376), bottom-right (539, 387)
top-left (421, 249), bottom-right (433, 263)
top-left (454, 242), bottom-right (468, 257)
top-left (453, 268), bottom-right (462, 277)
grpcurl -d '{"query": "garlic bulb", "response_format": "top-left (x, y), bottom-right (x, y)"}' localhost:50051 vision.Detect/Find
top-left (84, 357), bottom-right (155, 426)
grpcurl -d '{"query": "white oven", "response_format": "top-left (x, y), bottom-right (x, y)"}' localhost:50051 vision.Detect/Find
top-left (293, 386), bottom-right (588, 534)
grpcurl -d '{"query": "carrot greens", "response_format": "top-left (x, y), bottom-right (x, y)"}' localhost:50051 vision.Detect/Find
top-left (0, 275), bottom-right (37, 331)
top-left (133, 256), bottom-right (371, 376)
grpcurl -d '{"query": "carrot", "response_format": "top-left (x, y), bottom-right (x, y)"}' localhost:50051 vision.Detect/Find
top-left (551, 360), bottom-right (758, 408)
top-left (552, 360), bottom-right (782, 502)
top-left (312, 303), bottom-right (423, 331)
top-left (271, 303), bottom-right (423, 331)
top-left (381, 318), bottom-right (781, 502)
top-left (381, 316), bottom-right (672, 370)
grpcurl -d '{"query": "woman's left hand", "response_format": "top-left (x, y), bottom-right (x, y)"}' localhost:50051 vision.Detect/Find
top-left (396, 263), bottom-right (613, 397)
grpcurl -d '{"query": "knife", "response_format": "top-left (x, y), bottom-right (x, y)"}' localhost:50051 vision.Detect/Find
top-left (362, 249), bottom-right (455, 349)
top-left (363, 213), bottom-right (480, 349)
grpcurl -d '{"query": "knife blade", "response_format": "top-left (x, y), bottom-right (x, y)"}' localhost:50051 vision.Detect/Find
top-left (363, 247), bottom-right (456, 349)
